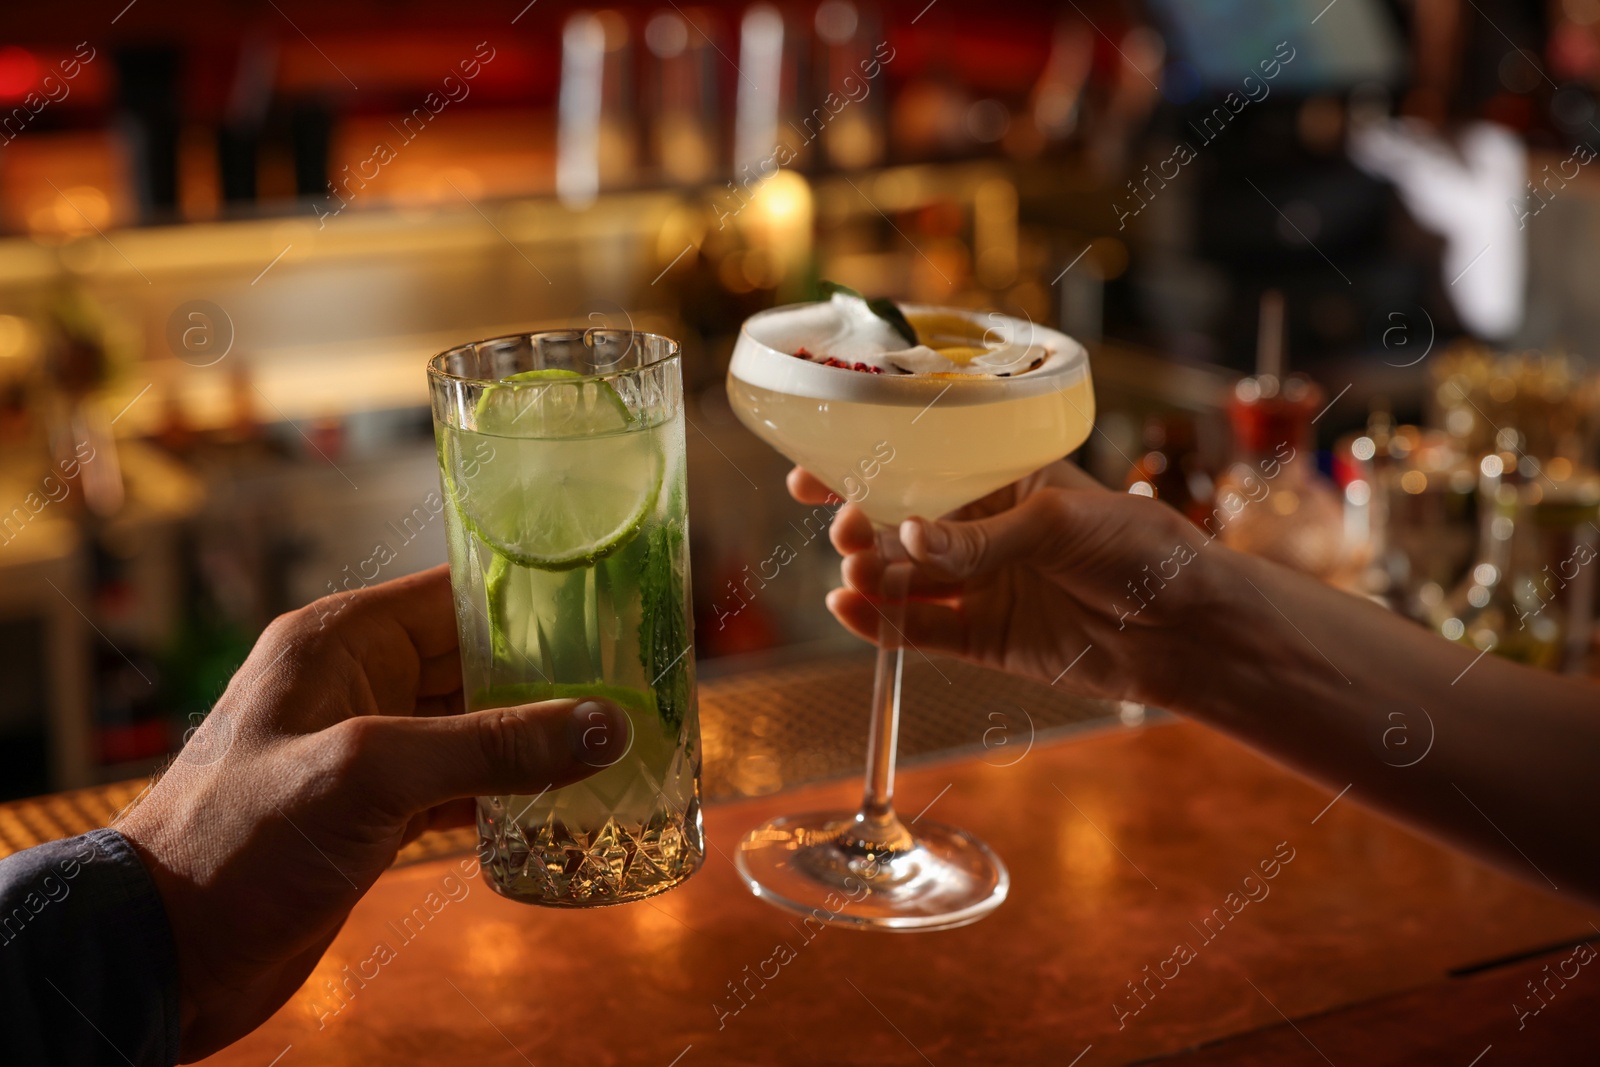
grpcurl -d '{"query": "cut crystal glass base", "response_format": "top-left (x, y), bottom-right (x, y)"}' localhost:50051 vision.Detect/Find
top-left (481, 794), bottom-right (704, 907)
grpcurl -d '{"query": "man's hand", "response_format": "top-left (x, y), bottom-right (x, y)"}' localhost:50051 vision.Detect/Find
top-left (791, 461), bottom-right (1219, 709)
top-left (116, 565), bottom-right (627, 1062)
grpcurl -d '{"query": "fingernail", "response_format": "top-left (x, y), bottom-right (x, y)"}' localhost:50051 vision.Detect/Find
top-left (569, 700), bottom-right (631, 768)
top-left (913, 518), bottom-right (949, 555)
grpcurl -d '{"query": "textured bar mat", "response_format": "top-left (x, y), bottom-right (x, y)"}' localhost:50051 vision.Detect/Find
top-left (697, 649), bottom-right (1121, 800)
top-left (0, 653), bottom-right (1122, 865)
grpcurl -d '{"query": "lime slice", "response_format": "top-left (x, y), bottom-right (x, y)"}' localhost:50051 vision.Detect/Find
top-left (445, 368), bottom-right (663, 570)
top-left (485, 550), bottom-right (600, 674)
top-left (475, 368), bottom-right (632, 437)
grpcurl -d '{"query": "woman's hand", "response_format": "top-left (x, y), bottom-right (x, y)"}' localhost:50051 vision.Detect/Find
top-left (790, 461), bottom-right (1218, 709)
top-left (116, 565), bottom-right (628, 1062)
top-left (801, 460), bottom-right (1600, 910)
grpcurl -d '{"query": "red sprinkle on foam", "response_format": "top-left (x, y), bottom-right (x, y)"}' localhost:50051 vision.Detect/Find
top-left (790, 348), bottom-right (883, 374)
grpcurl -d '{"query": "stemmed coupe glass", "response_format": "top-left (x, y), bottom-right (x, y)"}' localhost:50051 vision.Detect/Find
top-left (725, 303), bottom-right (1093, 930)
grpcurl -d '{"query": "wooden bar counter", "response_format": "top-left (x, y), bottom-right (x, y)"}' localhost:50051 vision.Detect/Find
top-left (197, 711), bottom-right (1597, 1066)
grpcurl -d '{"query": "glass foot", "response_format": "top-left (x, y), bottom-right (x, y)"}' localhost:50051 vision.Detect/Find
top-left (735, 811), bottom-right (1009, 931)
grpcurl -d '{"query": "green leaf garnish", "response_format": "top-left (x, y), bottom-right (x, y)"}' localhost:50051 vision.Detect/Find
top-left (634, 494), bottom-right (689, 733)
top-left (867, 298), bottom-right (918, 347)
top-left (817, 280), bottom-right (919, 347)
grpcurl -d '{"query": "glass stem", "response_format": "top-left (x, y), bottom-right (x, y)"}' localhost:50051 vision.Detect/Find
top-left (859, 550), bottom-right (913, 850)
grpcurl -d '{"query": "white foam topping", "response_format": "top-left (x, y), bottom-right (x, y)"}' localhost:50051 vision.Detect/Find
top-left (730, 295), bottom-right (1088, 405)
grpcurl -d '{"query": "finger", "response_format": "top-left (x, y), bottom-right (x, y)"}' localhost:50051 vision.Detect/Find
top-left (400, 798), bottom-right (477, 846)
top-left (825, 588), bottom-right (967, 654)
top-left (900, 489), bottom-right (1078, 582)
top-left (339, 698), bottom-right (632, 817)
top-left (427, 798), bottom-right (478, 830)
top-left (788, 468), bottom-right (841, 505)
top-left (418, 651), bottom-right (464, 698)
top-left (829, 502), bottom-right (876, 555)
top-left (359, 563), bottom-right (460, 659)
top-left (294, 566), bottom-right (460, 675)
top-left (841, 551), bottom-right (966, 601)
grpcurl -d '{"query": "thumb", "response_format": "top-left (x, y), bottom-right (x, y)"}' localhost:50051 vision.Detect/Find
top-left (899, 491), bottom-right (1071, 581)
top-left (344, 698), bottom-right (632, 816)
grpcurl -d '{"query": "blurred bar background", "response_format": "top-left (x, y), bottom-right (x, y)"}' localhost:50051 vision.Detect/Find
top-left (1, 0), bottom-right (1598, 797)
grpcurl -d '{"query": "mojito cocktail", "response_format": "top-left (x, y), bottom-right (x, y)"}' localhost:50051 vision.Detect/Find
top-left (429, 330), bottom-right (703, 907)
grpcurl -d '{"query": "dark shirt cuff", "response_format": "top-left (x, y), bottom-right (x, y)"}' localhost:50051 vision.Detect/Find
top-left (0, 827), bottom-right (181, 1066)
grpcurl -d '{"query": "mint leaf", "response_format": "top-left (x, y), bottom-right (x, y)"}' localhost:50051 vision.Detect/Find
top-left (867, 297), bottom-right (918, 347)
top-left (636, 505), bottom-right (689, 733)
top-left (816, 279), bottom-right (919, 347)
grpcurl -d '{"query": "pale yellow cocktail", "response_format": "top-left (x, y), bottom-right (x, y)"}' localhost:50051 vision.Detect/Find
top-left (729, 300), bottom-right (1093, 523)
top-left (725, 290), bottom-right (1094, 931)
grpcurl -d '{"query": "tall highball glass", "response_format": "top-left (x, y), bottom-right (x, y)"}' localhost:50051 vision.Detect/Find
top-left (429, 329), bottom-right (703, 906)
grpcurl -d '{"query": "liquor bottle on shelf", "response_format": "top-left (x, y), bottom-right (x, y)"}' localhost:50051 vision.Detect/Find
top-left (1333, 404), bottom-right (1392, 601)
top-left (1211, 292), bottom-right (1347, 580)
top-left (1339, 410), bottom-right (1479, 616)
top-left (645, 10), bottom-right (719, 186)
top-left (557, 10), bottom-right (637, 208)
top-left (1430, 449), bottom-right (1567, 670)
top-left (1124, 412), bottom-right (1214, 527)
top-left (1530, 463), bottom-right (1600, 673)
top-left (1388, 430), bottom-right (1481, 620)
top-left (813, 0), bottom-right (886, 169)
top-left (735, 4), bottom-right (814, 177)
